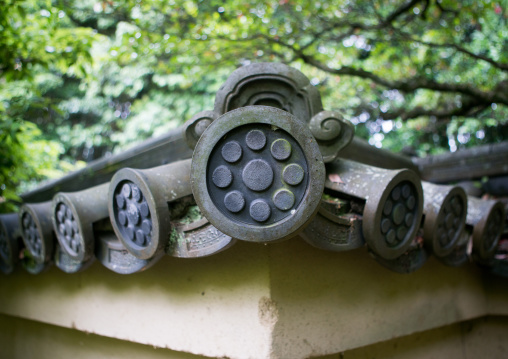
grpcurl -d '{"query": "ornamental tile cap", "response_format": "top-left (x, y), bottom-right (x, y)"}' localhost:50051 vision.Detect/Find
top-left (191, 106), bottom-right (325, 243)
top-left (183, 63), bottom-right (354, 163)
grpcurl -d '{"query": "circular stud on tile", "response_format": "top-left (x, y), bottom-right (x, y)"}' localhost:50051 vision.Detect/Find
top-left (242, 159), bottom-right (274, 192)
top-left (271, 139), bottom-right (292, 161)
top-left (245, 129), bottom-right (267, 150)
top-left (273, 189), bottom-right (295, 211)
top-left (224, 191), bottom-right (246, 213)
top-left (191, 106), bottom-right (325, 243)
top-left (283, 164), bottom-right (304, 186)
top-left (212, 166), bottom-right (233, 188)
top-left (222, 141), bottom-right (243, 163)
top-left (249, 200), bottom-right (272, 222)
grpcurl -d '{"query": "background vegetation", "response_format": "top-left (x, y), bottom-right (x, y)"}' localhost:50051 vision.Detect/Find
top-left (1, 0), bottom-right (507, 211)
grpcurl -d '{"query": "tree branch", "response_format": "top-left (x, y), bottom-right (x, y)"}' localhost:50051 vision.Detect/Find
top-left (235, 33), bottom-right (507, 107)
top-left (393, 29), bottom-right (508, 72)
top-left (435, 0), bottom-right (459, 16)
top-left (303, 0), bottom-right (424, 41)
top-left (351, 96), bottom-right (490, 122)
top-left (420, 0), bottom-right (431, 19)
top-left (292, 50), bottom-right (508, 106)
top-left (384, 0), bottom-right (423, 23)
top-left (382, 99), bottom-right (490, 121)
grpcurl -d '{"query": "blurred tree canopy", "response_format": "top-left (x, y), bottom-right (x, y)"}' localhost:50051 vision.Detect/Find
top-left (1, 0), bottom-right (507, 211)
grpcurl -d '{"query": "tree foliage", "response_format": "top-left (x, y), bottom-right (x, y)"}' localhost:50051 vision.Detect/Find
top-left (1, 0), bottom-right (507, 212)
top-left (1, 0), bottom-right (96, 211)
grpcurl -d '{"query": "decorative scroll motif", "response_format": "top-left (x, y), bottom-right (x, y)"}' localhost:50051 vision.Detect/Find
top-left (183, 110), bottom-right (218, 150)
top-left (213, 63), bottom-right (323, 119)
top-left (309, 111), bottom-right (354, 162)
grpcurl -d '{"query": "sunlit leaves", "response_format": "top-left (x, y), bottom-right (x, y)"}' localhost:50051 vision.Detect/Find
top-left (0, 0), bottom-right (96, 211)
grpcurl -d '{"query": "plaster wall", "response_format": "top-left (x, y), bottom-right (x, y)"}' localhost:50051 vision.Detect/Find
top-left (0, 238), bottom-right (506, 359)
top-left (323, 316), bottom-right (508, 359)
top-left (2, 314), bottom-right (508, 359)
top-left (0, 240), bottom-right (273, 359)
top-left (267, 239), bottom-right (487, 358)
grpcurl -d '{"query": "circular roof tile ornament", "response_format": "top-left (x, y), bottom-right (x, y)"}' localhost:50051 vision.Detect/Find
top-left (19, 202), bottom-right (55, 264)
top-left (53, 201), bottom-right (84, 259)
top-left (108, 159), bottom-right (193, 260)
top-left (0, 213), bottom-right (20, 274)
top-left (365, 174), bottom-right (423, 260)
top-left (51, 183), bottom-right (109, 263)
top-left (375, 180), bottom-right (421, 255)
top-left (325, 159), bottom-right (424, 260)
top-left (467, 197), bottom-right (506, 260)
top-left (422, 183), bottom-right (468, 258)
top-left (21, 212), bottom-right (42, 258)
top-left (109, 178), bottom-right (157, 259)
top-left (191, 106), bottom-right (325, 242)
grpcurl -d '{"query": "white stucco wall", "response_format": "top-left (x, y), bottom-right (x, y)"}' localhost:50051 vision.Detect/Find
top-left (1, 238), bottom-right (507, 359)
